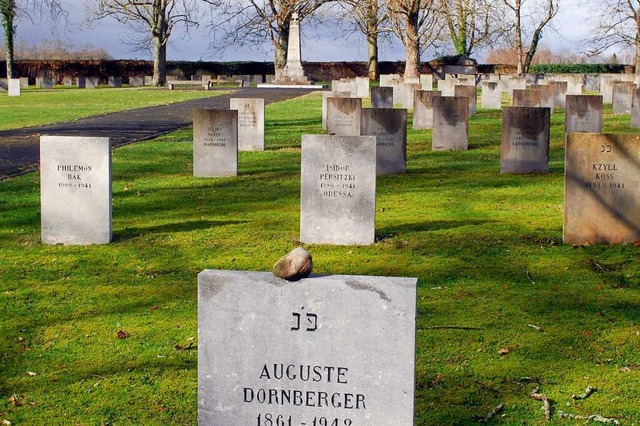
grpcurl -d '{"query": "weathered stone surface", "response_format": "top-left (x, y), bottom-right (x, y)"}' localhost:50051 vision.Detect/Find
top-left (193, 109), bottom-right (238, 177)
top-left (432, 96), bottom-right (469, 151)
top-left (230, 98), bottom-right (265, 151)
top-left (326, 97), bottom-right (362, 136)
top-left (612, 81), bottom-right (635, 115)
top-left (500, 107), bottom-right (550, 174)
top-left (481, 81), bottom-right (501, 109)
top-left (322, 91), bottom-right (350, 130)
top-left (564, 133), bottom-right (640, 244)
top-left (272, 247), bottom-right (313, 280)
top-left (565, 95), bottom-right (603, 133)
top-left (361, 108), bottom-right (407, 175)
top-left (454, 84), bottom-right (477, 114)
top-left (371, 86), bottom-right (393, 109)
top-left (413, 90), bottom-right (441, 129)
top-left (198, 270), bottom-right (417, 425)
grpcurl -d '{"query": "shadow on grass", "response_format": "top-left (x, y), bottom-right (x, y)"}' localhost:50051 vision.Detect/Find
top-left (114, 219), bottom-right (249, 241)
top-left (377, 219), bottom-right (495, 240)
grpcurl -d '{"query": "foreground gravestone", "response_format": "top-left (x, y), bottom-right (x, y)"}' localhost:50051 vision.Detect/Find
top-left (40, 136), bottom-right (112, 245)
top-left (326, 97), bottom-right (362, 136)
top-left (198, 269), bottom-right (417, 426)
top-left (432, 96), bottom-right (469, 151)
top-left (193, 109), bottom-right (238, 177)
top-left (8, 79), bottom-right (20, 96)
top-left (564, 133), bottom-right (640, 244)
top-left (300, 135), bottom-right (376, 245)
top-left (565, 95), bottom-right (603, 133)
top-left (361, 108), bottom-right (407, 175)
top-left (413, 90), bottom-right (441, 129)
top-left (501, 107), bottom-right (550, 174)
top-left (230, 98), bottom-right (265, 151)
top-left (322, 91), bottom-right (350, 131)
top-left (371, 86), bottom-right (394, 109)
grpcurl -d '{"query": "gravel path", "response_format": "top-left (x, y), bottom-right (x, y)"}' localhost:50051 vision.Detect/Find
top-left (0, 87), bottom-right (315, 180)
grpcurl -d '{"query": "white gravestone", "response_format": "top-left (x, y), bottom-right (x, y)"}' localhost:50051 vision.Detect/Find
top-left (230, 98), bottom-right (265, 151)
top-left (198, 270), bottom-right (417, 426)
top-left (300, 135), bottom-right (376, 245)
top-left (8, 79), bottom-right (20, 96)
top-left (40, 136), bottom-right (112, 245)
top-left (481, 81), bottom-right (501, 109)
top-left (193, 109), bottom-right (238, 177)
top-left (361, 108), bottom-right (407, 176)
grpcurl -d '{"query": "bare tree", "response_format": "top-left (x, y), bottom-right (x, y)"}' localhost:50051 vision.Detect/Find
top-left (586, 0), bottom-right (640, 74)
top-left (209, 0), bottom-right (331, 81)
top-left (438, 0), bottom-right (507, 57)
top-left (1, 0), bottom-right (65, 78)
top-left (500, 0), bottom-right (559, 75)
top-left (89, 0), bottom-right (201, 86)
top-left (334, 0), bottom-right (388, 80)
top-left (387, 0), bottom-right (441, 79)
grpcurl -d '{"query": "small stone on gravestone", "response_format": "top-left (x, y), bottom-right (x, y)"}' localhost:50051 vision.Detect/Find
top-left (564, 133), bottom-right (640, 244)
top-left (326, 97), bottom-right (362, 136)
top-left (300, 134), bottom-right (376, 245)
top-left (413, 90), bottom-right (441, 129)
top-left (272, 247), bottom-right (313, 280)
top-left (500, 107), bottom-right (550, 174)
top-left (432, 96), bottom-right (469, 151)
top-left (198, 270), bottom-right (417, 425)
top-left (361, 108), bottom-right (407, 176)
top-left (565, 95), bottom-right (603, 133)
top-left (370, 86), bottom-right (393, 109)
top-left (40, 136), bottom-right (112, 245)
top-left (322, 91), bottom-right (350, 131)
top-left (193, 109), bottom-right (238, 177)
top-left (230, 98), bottom-right (265, 151)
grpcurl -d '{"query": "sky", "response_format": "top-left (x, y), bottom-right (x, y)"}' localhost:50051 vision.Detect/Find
top-left (6, 0), bottom-right (613, 64)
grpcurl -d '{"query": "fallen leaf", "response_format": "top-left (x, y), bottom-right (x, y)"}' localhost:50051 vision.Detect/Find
top-left (116, 330), bottom-right (129, 339)
top-left (26, 371), bottom-right (37, 377)
top-left (149, 306), bottom-right (158, 311)
top-left (620, 367), bottom-right (631, 373)
top-left (499, 348), bottom-right (510, 356)
top-left (3, 419), bottom-right (12, 425)
top-left (8, 395), bottom-right (21, 407)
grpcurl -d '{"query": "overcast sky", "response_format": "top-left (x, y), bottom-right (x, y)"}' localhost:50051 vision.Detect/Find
top-left (8, 0), bottom-right (611, 63)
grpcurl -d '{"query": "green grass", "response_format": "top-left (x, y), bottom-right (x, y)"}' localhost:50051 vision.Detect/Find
top-left (0, 87), bottom-right (231, 131)
top-left (1, 92), bottom-right (640, 425)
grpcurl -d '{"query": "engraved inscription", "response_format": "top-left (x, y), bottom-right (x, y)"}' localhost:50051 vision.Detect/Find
top-left (319, 165), bottom-right (356, 198)
top-left (203, 126), bottom-right (227, 147)
top-left (56, 164), bottom-right (94, 189)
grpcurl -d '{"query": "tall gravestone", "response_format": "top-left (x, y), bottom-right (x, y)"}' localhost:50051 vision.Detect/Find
top-left (565, 95), bottom-right (603, 134)
top-left (40, 136), bottom-right (112, 245)
top-left (564, 133), bottom-right (640, 244)
top-left (230, 98), bottom-right (265, 151)
top-left (432, 96), bottom-right (469, 151)
top-left (326, 97), bottom-right (362, 136)
top-left (481, 81), bottom-right (501, 109)
top-left (413, 90), bottom-right (441, 129)
top-left (361, 108), bottom-right (407, 175)
top-left (612, 81), bottom-right (635, 115)
top-left (198, 270), bottom-right (417, 425)
top-left (280, 12), bottom-right (309, 83)
top-left (322, 92), bottom-right (350, 131)
top-left (300, 134), bottom-right (376, 245)
top-left (370, 86), bottom-right (393, 109)
top-left (500, 107), bottom-right (550, 174)
top-left (454, 85), bottom-right (477, 114)
top-left (193, 109), bottom-right (238, 177)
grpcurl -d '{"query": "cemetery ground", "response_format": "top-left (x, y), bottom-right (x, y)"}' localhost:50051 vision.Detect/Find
top-left (1, 91), bottom-right (640, 425)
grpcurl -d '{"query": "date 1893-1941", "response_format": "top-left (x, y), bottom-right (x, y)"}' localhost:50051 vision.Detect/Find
top-left (257, 413), bottom-right (352, 426)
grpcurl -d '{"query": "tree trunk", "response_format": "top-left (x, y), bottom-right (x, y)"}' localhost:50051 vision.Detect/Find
top-left (1, 3), bottom-right (15, 79)
top-left (636, 18), bottom-right (640, 75)
top-left (274, 31), bottom-right (288, 81)
top-left (153, 35), bottom-right (166, 86)
top-left (514, 0), bottom-right (523, 75)
top-left (403, 11), bottom-right (420, 79)
top-left (367, 32), bottom-right (378, 80)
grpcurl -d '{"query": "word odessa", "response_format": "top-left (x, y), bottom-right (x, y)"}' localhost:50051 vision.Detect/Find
top-left (198, 270), bottom-right (417, 426)
top-left (244, 363), bottom-right (366, 411)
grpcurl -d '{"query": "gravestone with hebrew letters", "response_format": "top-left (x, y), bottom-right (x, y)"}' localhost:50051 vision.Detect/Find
top-left (326, 97), bottom-right (362, 136)
top-left (361, 108), bottom-right (407, 175)
top-left (565, 95), bottom-right (603, 134)
top-left (564, 133), bottom-right (640, 244)
top-left (500, 107), bottom-right (550, 174)
top-left (193, 109), bottom-right (238, 177)
top-left (432, 96), bottom-right (469, 151)
top-left (413, 90), bottom-right (441, 129)
top-left (230, 98), bottom-right (265, 151)
top-left (198, 269), bottom-right (417, 426)
top-left (40, 136), bottom-right (112, 245)
top-left (300, 134), bottom-right (376, 245)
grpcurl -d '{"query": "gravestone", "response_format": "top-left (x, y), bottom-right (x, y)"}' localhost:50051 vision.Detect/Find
top-left (413, 90), bottom-right (441, 129)
top-left (87, 77), bottom-right (99, 89)
top-left (8, 79), bottom-right (20, 96)
top-left (77, 77), bottom-right (86, 89)
top-left (550, 81), bottom-right (568, 108)
top-left (380, 76), bottom-right (404, 106)
top-left (454, 84), bottom-right (477, 114)
top-left (37, 77), bottom-right (54, 89)
top-left (500, 107), bottom-right (550, 174)
top-left (506, 76), bottom-right (527, 98)
top-left (108, 76), bottom-right (122, 88)
top-left (537, 84), bottom-right (555, 113)
top-left (0, 78), bottom-right (8, 90)
top-left (612, 81), bottom-right (635, 115)
top-left (432, 96), bottom-right (469, 151)
top-left (230, 98), bottom-right (265, 151)
top-left (19, 77), bottom-right (29, 88)
top-left (332, 79), bottom-right (357, 97)
top-left (631, 88), bottom-right (640, 128)
top-left (355, 77), bottom-right (369, 97)
top-left (193, 109), bottom-right (238, 177)
top-left (370, 86), bottom-right (393, 109)
top-left (361, 108), bottom-right (407, 175)
top-left (481, 81), bottom-right (501, 109)
top-left (564, 133), bottom-right (640, 244)
top-left (565, 95), bottom-right (603, 134)
top-left (437, 79), bottom-right (455, 97)
top-left (198, 269), bottom-right (417, 425)
top-left (300, 134), bottom-right (376, 245)
top-left (40, 136), bottom-right (112, 245)
top-left (322, 91), bottom-right (350, 131)
top-left (144, 76), bottom-right (154, 85)
top-left (420, 74), bottom-right (433, 90)
top-left (62, 76), bottom-right (73, 86)
top-left (401, 82), bottom-right (421, 109)
top-left (326, 97), bottom-right (362, 136)
top-left (512, 88), bottom-right (542, 107)
top-left (129, 76), bottom-right (144, 87)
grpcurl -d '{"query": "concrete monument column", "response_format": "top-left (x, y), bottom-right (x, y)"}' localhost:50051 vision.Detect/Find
top-left (280, 12), bottom-right (310, 84)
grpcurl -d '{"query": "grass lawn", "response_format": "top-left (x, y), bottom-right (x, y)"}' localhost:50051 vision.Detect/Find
top-left (0, 87), bottom-right (231, 131)
top-left (1, 91), bottom-right (640, 425)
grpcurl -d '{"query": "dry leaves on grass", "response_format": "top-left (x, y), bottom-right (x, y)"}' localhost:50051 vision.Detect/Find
top-left (116, 330), bottom-right (129, 339)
